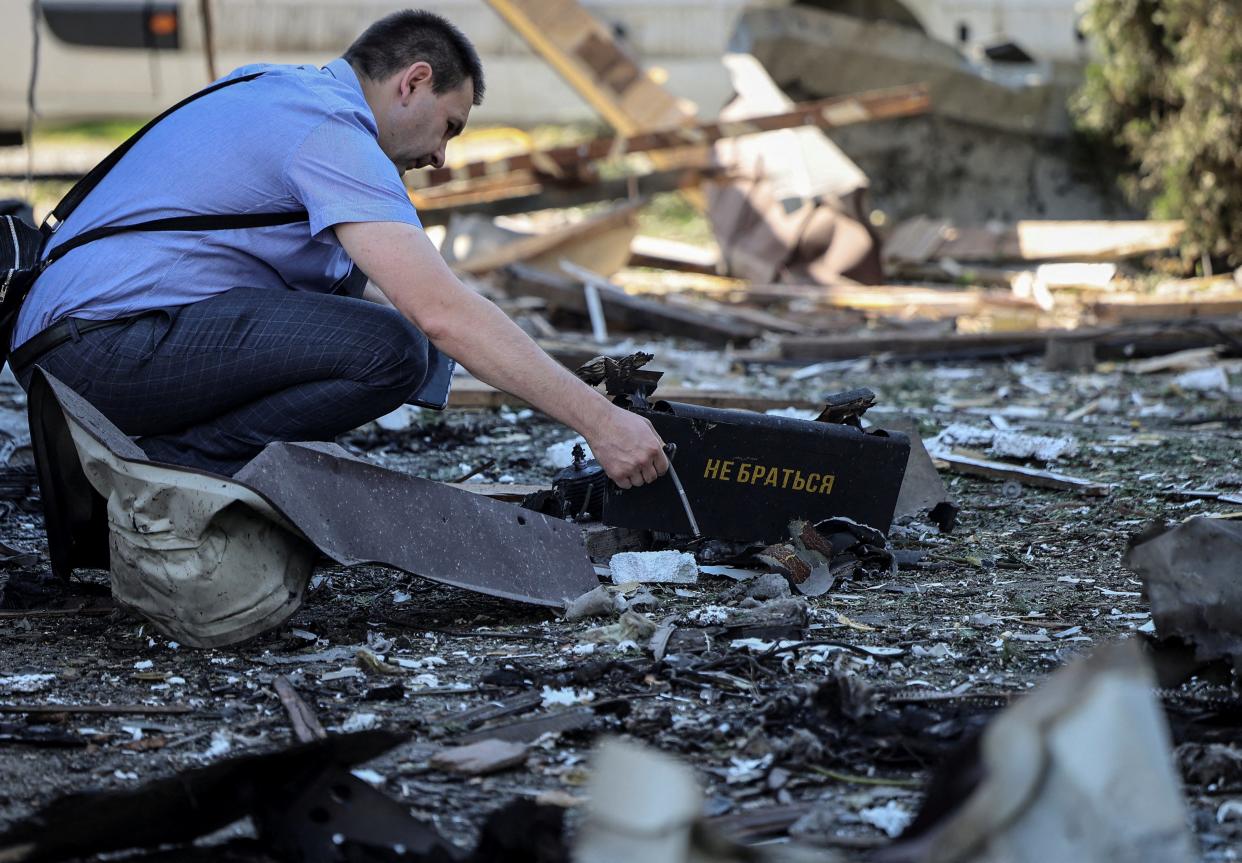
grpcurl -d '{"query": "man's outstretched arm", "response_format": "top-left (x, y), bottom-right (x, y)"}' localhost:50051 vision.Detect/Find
top-left (335, 220), bottom-right (668, 488)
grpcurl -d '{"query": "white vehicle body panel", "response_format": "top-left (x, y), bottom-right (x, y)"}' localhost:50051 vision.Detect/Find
top-left (0, 0), bottom-right (1086, 132)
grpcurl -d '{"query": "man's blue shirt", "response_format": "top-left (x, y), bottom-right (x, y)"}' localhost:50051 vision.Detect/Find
top-left (13, 58), bottom-right (421, 349)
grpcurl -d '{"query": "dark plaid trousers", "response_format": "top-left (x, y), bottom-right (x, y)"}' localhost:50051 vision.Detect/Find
top-left (16, 287), bottom-right (430, 476)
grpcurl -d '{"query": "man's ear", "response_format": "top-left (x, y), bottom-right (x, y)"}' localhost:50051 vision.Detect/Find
top-left (399, 61), bottom-right (434, 103)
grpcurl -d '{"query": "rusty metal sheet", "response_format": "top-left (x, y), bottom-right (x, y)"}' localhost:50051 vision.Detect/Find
top-left (234, 442), bottom-right (598, 607)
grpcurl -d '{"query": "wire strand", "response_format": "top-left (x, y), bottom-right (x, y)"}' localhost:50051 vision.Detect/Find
top-left (23, 0), bottom-right (42, 196)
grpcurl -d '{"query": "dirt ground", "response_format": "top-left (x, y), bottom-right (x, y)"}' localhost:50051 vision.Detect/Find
top-left (0, 346), bottom-right (1240, 860)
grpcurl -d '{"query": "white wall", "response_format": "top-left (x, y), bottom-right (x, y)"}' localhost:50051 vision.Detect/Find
top-left (901, 0), bottom-right (1090, 64)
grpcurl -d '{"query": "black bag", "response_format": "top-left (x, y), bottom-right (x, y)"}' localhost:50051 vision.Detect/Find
top-left (0, 211), bottom-right (45, 326)
top-left (0, 72), bottom-right (308, 367)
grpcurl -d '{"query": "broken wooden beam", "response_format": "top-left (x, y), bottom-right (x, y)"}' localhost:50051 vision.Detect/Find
top-left (451, 201), bottom-right (641, 276)
top-left (410, 172), bottom-right (544, 211)
top-left (459, 483), bottom-right (549, 503)
top-left (501, 263), bottom-right (764, 345)
top-left (483, 0), bottom-right (693, 137)
top-left (415, 167), bottom-right (717, 226)
top-left (628, 235), bottom-right (720, 275)
top-left (885, 217), bottom-right (1185, 266)
top-left (0, 703), bottom-right (193, 716)
top-left (933, 451), bottom-right (1111, 496)
top-left (1091, 296), bottom-right (1242, 324)
top-left (410, 85), bottom-right (930, 190)
top-left (273, 675), bottom-right (326, 743)
top-left (583, 524), bottom-right (653, 561)
top-left (748, 282), bottom-right (1038, 317)
top-left (448, 377), bottom-right (823, 414)
top-left (660, 292), bottom-right (806, 334)
top-left (779, 318), bottom-right (1242, 362)
top-left (780, 329), bottom-right (1048, 361)
top-left (483, 0), bottom-right (709, 210)
top-left (0, 607), bottom-right (114, 619)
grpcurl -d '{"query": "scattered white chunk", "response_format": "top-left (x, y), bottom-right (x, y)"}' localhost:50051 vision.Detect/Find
top-left (0, 673), bottom-right (56, 693)
top-left (540, 686), bottom-right (595, 707)
top-left (1176, 367), bottom-right (1229, 392)
top-left (341, 712), bottom-right (380, 732)
top-left (860, 801), bottom-right (913, 838)
top-left (201, 730), bottom-right (233, 759)
top-left (374, 404), bottom-right (422, 432)
top-left (544, 436), bottom-right (592, 469)
top-left (352, 769), bottom-right (386, 786)
top-left (610, 551), bottom-right (698, 585)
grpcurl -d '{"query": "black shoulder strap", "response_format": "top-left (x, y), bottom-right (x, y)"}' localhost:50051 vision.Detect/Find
top-left (43, 71), bottom-right (270, 236)
top-left (41, 211), bottom-right (311, 270)
top-left (36, 71), bottom-right (312, 272)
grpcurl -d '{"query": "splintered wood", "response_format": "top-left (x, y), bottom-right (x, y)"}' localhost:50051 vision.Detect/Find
top-left (483, 0), bottom-right (692, 135)
top-left (441, 0), bottom-right (1239, 376)
top-left (885, 218), bottom-right (1186, 266)
top-left (409, 85), bottom-right (929, 191)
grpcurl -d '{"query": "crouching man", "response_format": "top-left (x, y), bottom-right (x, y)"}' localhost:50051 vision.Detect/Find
top-left (10, 10), bottom-right (667, 488)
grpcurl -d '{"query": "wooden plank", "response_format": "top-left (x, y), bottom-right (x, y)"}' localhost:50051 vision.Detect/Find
top-left (933, 452), bottom-right (1111, 496)
top-left (0, 703), bottom-right (193, 716)
top-left (649, 388), bottom-right (821, 412)
top-left (447, 376), bottom-right (822, 413)
top-left (779, 318), bottom-right (1242, 362)
top-left (502, 263), bottom-right (763, 345)
top-left (886, 261), bottom-right (1025, 287)
top-left (628, 235), bottom-right (720, 275)
top-left (429, 691), bottom-right (543, 730)
top-left (273, 675), bottom-right (326, 743)
top-left (484, 0), bottom-right (691, 136)
top-left (458, 483), bottom-right (548, 502)
top-left (448, 379), bottom-right (530, 409)
top-left (483, 0), bottom-right (706, 206)
top-left (1091, 296), bottom-right (1242, 324)
top-left (410, 173), bottom-right (544, 211)
top-left (410, 85), bottom-right (930, 189)
top-left (1127, 347), bottom-right (1220, 374)
top-left (583, 524), bottom-right (652, 561)
top-left (1011, 221), bottom-right (1183, 262)
top-left (780, 330), bottom-right (1049, 361)
top-left (885, 218), bottom-right (1185, 265)
top-left (452, 202), bottom-right (641, 276)
top-left (660, 293), bottom-right (806, 334)
top-left (882, 216), bottom-right (949, 265)
top-left (761, 283), bottom-right (1037, 317)
top-left (537, 340), bottom-right (618, 370)
top-left (414, 165), bottom-right (717, 226)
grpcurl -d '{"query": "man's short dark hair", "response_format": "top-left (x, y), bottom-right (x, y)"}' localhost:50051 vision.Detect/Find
top-left (344, 10), bottom-right (485, 105)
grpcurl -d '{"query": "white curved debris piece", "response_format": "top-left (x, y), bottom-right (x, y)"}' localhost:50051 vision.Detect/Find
top-left (29, 369), bottom-right (598, 649)
top-left (884, 640), bottom-right (1195, 863)
top-left (64, 409), bottom-right (316, 649)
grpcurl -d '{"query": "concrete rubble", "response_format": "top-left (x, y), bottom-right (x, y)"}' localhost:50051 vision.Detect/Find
top-left (1124, 517), bottom-right (1242, 670)
top-left (2, 1), bottom-right (1241, 860)
top-left (609, 550), bottom-right (700, 586)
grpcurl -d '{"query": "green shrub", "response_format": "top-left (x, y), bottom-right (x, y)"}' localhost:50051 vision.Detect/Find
top-left (1073, 0), bottom-right (1242, 264)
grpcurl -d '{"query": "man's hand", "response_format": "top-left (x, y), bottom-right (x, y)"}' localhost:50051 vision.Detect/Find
top-left (585, 405), bottom-right (669, 488)
top-left (333, 221), bottom-right (670, 485)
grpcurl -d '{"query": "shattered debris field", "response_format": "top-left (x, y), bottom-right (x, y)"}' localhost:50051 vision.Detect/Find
top-left (4, 2), bottom-right (1242, 854)
top-left (2, 353), bottom-right (1240, 859)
